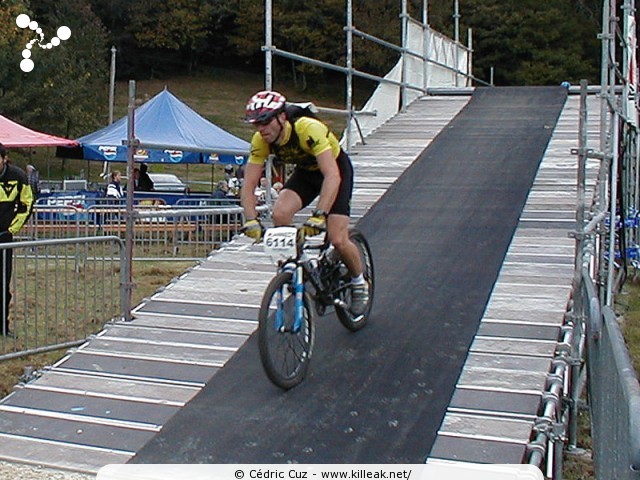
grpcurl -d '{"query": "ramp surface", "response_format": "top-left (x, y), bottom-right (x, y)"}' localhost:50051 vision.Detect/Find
top-left (131, 87), bottom-right (567, 464)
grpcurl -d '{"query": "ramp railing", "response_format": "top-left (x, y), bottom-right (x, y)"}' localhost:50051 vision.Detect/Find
top-left (525, 0), bottom-right (640, 476)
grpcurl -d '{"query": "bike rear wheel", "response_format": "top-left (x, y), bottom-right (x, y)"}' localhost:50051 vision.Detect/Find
top-left (336, 229), bottom-right (375, 331)
top-left (258, 270), bottom-right (316, 389)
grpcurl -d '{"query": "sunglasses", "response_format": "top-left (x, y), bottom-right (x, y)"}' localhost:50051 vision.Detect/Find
top-left (253, 117), bottom-right (275, 127)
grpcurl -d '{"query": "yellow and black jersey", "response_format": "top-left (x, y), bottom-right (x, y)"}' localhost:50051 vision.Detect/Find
top-left (248, 117), bottom-right (342, 171)
top-left (0, 164), bottom-right (34, 235)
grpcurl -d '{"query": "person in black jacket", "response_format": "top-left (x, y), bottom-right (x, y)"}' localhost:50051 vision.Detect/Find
top-left (0, 144), bottom-right (34, 336)
top-left (136, 163), bottom-right (154, 192)
top-left (26, 164), bottom-right (41, 196)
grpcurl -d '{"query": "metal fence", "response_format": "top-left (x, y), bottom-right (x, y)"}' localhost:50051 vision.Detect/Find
top-left (522, 0), bottom-right (640, 477)
top-left (580, 1), bottom-right (640, 478)
top-left (0, 236), bottom-right (125, 361)
top-left (0, 201), bottom-right (248, 362)
top-left (520, 60), bottom-right (640, 479)
top-left (23, 202), bottom-right (244, 260)
top-left (587, 304), bottom-right (640, 479)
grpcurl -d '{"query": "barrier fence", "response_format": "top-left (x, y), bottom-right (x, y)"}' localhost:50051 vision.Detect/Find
top-left (0, 202), bottom-right (248, 361)
top-left (587, 304), bottom-right (640, 479)
top-left (23, 202), bottom-right (244, 260)
top-left (0, 236), bottom-right (124, 361)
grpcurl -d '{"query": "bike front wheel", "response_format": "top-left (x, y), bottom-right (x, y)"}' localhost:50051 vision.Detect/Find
top-left (336, 229), bottom-right (375, 331)
top-left (258, 270), bottom-right (316, 390)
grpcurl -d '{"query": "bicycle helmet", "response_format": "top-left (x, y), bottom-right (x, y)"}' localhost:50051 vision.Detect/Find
top-left (245, 90), bottom-right (286, 124)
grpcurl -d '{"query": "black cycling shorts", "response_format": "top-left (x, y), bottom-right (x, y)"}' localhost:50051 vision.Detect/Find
top-left (283, 149), bottom-right (353, 216)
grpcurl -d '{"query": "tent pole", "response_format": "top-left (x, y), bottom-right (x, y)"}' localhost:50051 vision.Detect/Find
top-left (109, 47), bottom-right (117, 125)
top-left (103, 46), bottom-right (117, 182)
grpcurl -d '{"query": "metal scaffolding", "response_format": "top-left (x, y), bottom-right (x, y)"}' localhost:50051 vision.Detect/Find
top-left (261, 0), bottom-right (486, 150)
top-left (566, 1), bottom-right (640, 479)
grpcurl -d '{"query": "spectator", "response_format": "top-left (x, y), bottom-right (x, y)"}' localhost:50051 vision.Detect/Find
top-left (0, 144), bottom-right (34, 336)
top-left (211, 180), bottom-right (230, 201)
top-left (224, 164), bottom-right (244, 197)
top-left (223, 164), bottom-right (234, 183)
top-left (25, 164), bottom-right (40, 196)
top-left (255, 176), bottom-right (278, 204)
top-left (137, 163), bottom-right (154, 191)
top-left (106, 170), bottom-right (124, 199)
top-left (236, 164), bottom-right (245, 183)
top-left (228, 174), bottom-right (241, 198)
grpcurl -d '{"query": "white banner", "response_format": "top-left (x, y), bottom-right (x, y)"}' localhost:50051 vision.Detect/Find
top-left (343, 23), bottom-right (469, 147)
top-left (97, 463), bottom-right (543, 480)
top-left (626, 14), bottom-right (638, 127)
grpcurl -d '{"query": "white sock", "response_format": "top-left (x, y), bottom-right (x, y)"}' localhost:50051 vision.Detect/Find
top-left (351, 274), bottom-right (365, 285)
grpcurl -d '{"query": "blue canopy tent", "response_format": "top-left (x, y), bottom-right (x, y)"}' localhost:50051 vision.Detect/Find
top-left (58, 88), bottom-right (249, 165)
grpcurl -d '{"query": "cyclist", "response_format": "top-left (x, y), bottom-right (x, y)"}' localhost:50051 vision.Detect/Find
top-left (241, 90), bottom-right (369, 315)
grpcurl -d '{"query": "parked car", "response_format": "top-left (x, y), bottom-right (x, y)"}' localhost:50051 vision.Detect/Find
top-left (147, 173), bottom-right (189, 194)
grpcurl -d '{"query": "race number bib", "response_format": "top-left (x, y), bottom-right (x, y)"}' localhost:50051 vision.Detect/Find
top-left (263, 227), bottom-right (297, 264)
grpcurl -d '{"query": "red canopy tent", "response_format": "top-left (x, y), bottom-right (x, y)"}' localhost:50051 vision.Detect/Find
top-left (0, 114), bottom-right (78, 147)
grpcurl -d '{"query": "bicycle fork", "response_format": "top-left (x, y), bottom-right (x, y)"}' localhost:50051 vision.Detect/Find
top-left (276, 264), bottom-right (305, 333)
top-left (293, 265), bottom-right (305, 333)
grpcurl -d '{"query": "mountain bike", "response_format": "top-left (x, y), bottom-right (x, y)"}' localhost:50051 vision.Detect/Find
top-left (258, 226), bottom-right (374, 390)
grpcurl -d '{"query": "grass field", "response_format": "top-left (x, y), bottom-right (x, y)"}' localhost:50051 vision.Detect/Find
top-left (620, 280), bottom-right (640, 374)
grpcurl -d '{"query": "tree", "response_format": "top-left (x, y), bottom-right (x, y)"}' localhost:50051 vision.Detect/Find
top-left (126, 0), bottom-right (214, 74)
top-left (205, 1), bottom-right (243, 64)
top-left (0, 0), bottom-right (109, 137)
top-left (224, 0), bottom-right (264, 70)
top-left (228, 0), bottom-right (348, 90)
top-left (445, 0), bottom-right (601, 85)
top-left (0, 0), bottom-right (33, 99)
top-left (87, 0), bottom-right (605, 88)
top-left (351, 0), bottom-right (404, 77)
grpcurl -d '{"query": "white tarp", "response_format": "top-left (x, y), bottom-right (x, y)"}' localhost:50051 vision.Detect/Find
top-left (345, 22), bottom-right (469, 147)
top-left (626, 14), bottom-right (638, 127)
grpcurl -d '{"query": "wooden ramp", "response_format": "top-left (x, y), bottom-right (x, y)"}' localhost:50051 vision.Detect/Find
top-left (128, 87), bottom-right (572, 466)
top-left (0, 95), bottom-right (471, 473)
